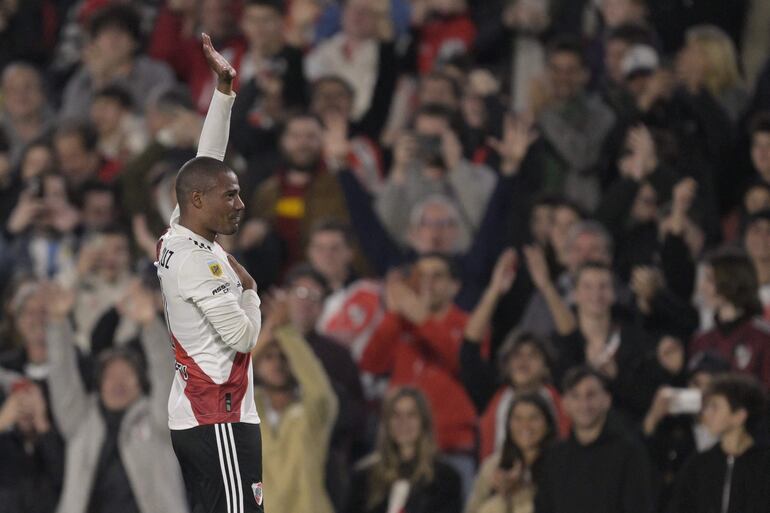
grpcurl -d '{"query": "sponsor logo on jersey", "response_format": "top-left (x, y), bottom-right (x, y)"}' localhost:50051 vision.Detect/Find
top-left (208, 261), bottom-right (223, 277)
top-left (252, 482), bottom-right (263, 506)
top-left (211, 282), bottom-right (231, 296)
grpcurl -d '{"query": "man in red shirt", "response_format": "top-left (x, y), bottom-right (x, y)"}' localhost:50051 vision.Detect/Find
top-left (359, 252), bottom-right (481, 495)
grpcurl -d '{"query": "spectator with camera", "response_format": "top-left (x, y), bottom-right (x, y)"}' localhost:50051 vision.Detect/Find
top-left (0, 371), bottom-right (63, 513)
top-left (375, 104), bottom-right (498, 252)
top-left (641, 350), bottom-right (729, 507)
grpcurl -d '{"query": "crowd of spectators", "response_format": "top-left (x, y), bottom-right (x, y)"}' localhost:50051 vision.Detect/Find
top-left (1, 0), bottom-right (770, 512)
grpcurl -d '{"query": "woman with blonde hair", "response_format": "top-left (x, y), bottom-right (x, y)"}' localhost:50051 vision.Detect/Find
top-left (676, 24), bottom-right (747, 121)
top-left (346, 387), bottom-right (462, 513)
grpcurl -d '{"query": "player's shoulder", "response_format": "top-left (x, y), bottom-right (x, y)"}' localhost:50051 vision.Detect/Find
top-left (160, 235), bottom-right (221, 276)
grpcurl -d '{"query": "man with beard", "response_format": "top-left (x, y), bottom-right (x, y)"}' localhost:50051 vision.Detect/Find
top-left (248, 113), bottom-right (350, 270)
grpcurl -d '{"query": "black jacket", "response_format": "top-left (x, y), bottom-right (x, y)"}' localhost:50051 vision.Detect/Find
top-left (669, 443), bottom-right (770, 513)
top-left (535, 420), bottom-right (655, 513)
top-left (346, 459), bottom-right (462, 513)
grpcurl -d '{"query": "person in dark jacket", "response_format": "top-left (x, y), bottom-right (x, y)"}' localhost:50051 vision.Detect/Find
top-left (346, 387), bottom-right (462, 513)
top-left (669, 373), bottom-right (770, 513)
top-left (551, 262), bottom-right (653, 421)
top-left (535, 366), bottom-right (655, 513)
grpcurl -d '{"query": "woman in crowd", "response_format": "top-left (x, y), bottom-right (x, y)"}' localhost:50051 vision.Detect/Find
top-left (465, 394), bottom-right (557, 513)
top-left (346, 387), bottom-right (462, 513)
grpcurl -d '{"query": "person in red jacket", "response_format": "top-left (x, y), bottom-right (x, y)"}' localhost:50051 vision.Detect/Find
top-left (359, 252), bottom-right (479, 496)
top-left (691, 248), bottom-right (770, 389)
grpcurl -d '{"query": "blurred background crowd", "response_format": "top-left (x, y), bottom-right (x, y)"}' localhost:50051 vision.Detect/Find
top-left (1, 0), bottom-right (770, 512)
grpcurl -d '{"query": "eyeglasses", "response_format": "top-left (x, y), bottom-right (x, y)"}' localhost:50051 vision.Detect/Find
top-left (292, 286), bottom-right (324, 302)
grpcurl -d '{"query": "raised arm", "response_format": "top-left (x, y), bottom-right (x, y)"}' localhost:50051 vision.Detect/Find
top-left (44, 286), bottom-right (90, 440)
top-left (196, 33), bottom-right (237, 160)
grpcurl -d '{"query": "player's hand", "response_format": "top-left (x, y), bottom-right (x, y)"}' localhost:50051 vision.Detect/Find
top-left (227, 254), bottom-right (256, 291)
top-left (202, 33), bottom-right (236, 94)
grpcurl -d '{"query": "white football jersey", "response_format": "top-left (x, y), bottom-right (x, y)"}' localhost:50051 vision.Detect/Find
top-left (157, 217), bottom-right (261, 430)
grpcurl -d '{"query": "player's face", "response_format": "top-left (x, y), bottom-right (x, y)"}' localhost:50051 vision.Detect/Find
top-left (100, 358), bottom-right (142, 412)
top-left (203, 170), bottom-right (244, 236)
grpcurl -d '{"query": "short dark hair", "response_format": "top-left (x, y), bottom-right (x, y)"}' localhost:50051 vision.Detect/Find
top-left (706, 373), bottom-right (767, 427)
top-left (89, 4), bottom-right (142, 43)
top-left (284, 263), bottom-right (331, 297)
top-left (706, 247), bottom-right (762, 316)
top-left (309, 218), bottom-right (354, 246)
top-left (245, 0), bottom-right (284, 14)
top-left (279, 112), bottom-right (323, 138)
top-left (175, 157), bottom-right (232, 213)
top-left (498, 331), bottom-right (556, 381)
top-left (749, 112), bottom-right (770, 138)
top-left (417, 252), bottom-right (462, 281)
top-left (95, 347), bottom-right (149, 395)
top-left (562, 365), bottom-right (610, 393)
top-left (55, 119), bottom-right (99, 152)
top-left (546, 35), bottom-right (587, 66)
top-left (94, 84), bottom-right (134, 110)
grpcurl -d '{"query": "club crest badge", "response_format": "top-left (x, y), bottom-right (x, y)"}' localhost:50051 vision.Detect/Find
top-left (208, 261), bottom-right (223, 277)
top-left (252, 482), bottom-right (263, 506)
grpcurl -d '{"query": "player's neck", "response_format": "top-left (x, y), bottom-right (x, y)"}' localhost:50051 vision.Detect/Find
top-left (179, 216), bottom-right (217, 243)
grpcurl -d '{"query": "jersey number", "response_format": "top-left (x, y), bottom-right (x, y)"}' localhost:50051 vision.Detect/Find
top-left (159, 248), bottom-right (174, 269)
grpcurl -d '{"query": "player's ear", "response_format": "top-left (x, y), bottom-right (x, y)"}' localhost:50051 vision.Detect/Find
top-left (191, 190), bottom-right (204, 210)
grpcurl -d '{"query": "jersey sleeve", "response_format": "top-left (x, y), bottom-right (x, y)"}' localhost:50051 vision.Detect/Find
top-left (177, 249), bottom-right (261, 353)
